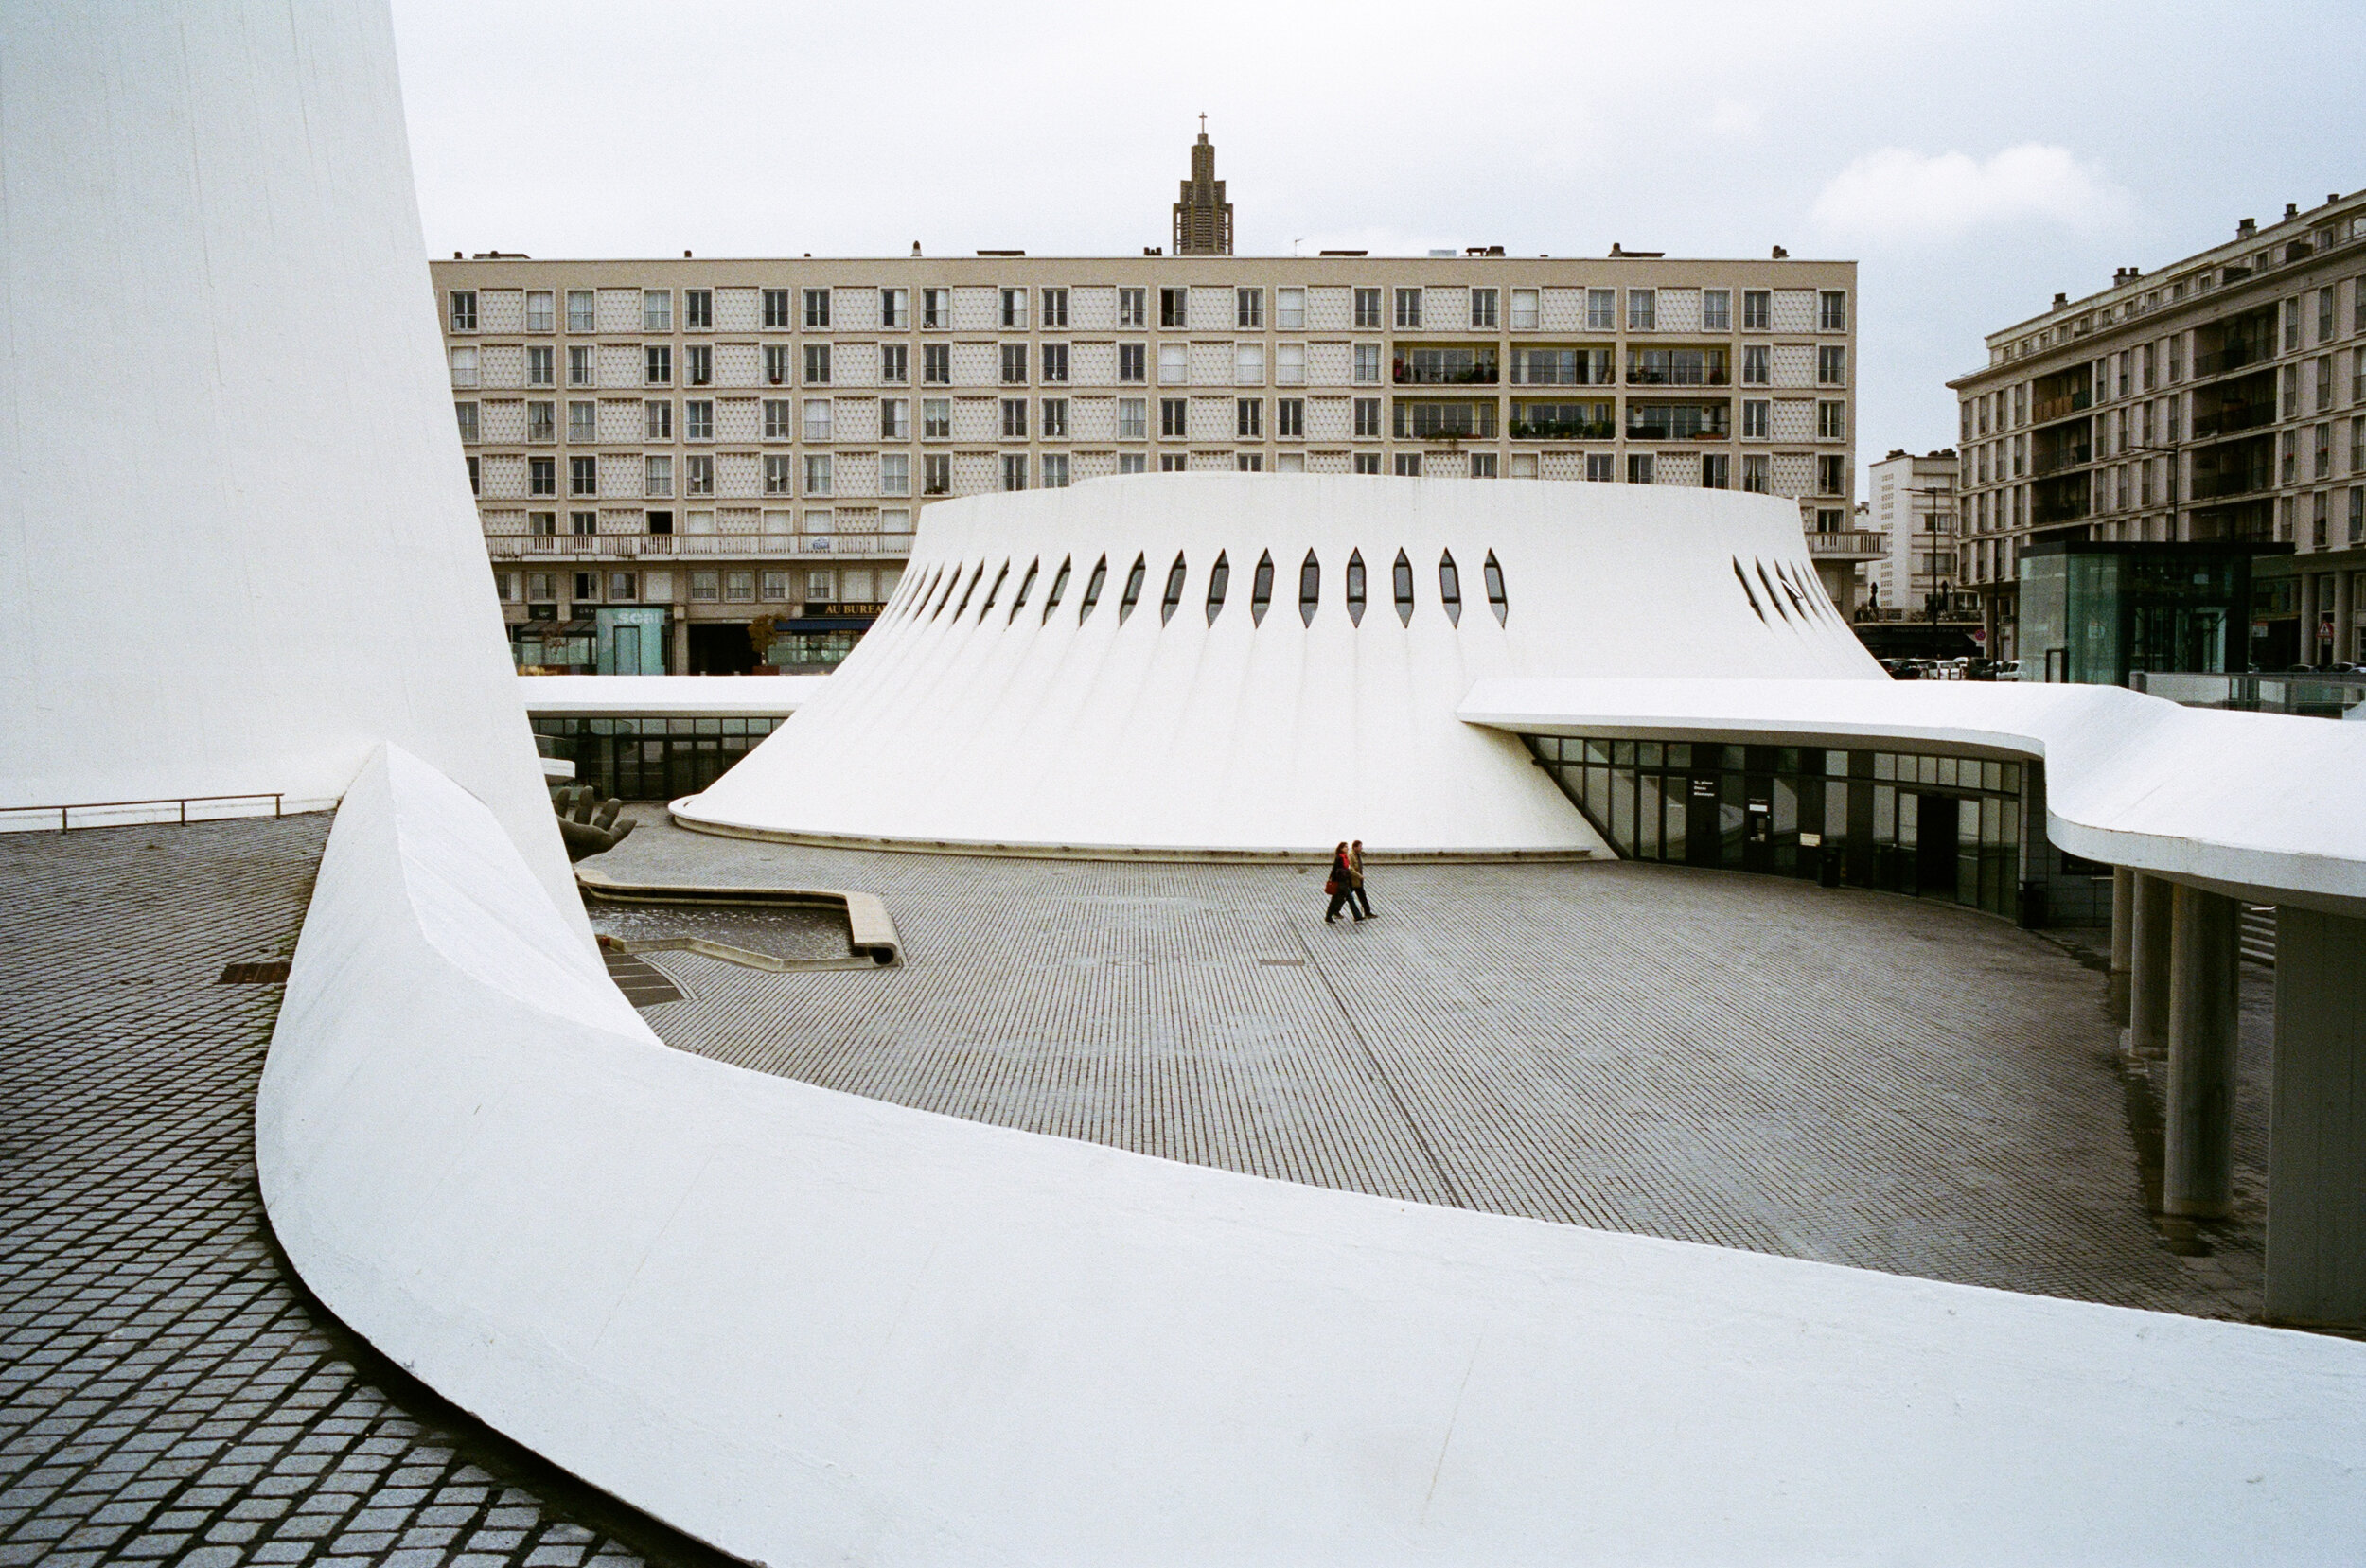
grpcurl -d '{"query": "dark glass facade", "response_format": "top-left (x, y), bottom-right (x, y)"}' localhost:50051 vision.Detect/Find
top-left (2017, 540), bottom-right (2283, 686)
top-left (1526, 736), bottom-right (2025, 919)
top-left (533, 715), bottom-right (784, 801)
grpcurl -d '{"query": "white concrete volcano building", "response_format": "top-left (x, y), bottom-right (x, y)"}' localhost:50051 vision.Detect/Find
top-left (677, 474), bottom-right (1882, 855)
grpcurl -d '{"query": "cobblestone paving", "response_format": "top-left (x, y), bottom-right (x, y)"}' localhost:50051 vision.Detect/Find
top-left (602, 808), bottom-right (2268, 1321)
top-left (0, 819), bottom-right (683, 1568)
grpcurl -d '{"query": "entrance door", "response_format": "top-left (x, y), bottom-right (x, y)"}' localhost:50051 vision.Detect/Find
top-left (1741, 780), bottom-right (1774, 873)
top-left (613, 625), bottom-right (641, 675)
top-left (1686, 775), bottom-right (1722, 866)
top-left (1916, 795), bottom-right (1960, 900)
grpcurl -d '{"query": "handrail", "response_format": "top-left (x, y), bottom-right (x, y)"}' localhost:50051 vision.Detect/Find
top-left (3, 792), bottom-right (285, 832)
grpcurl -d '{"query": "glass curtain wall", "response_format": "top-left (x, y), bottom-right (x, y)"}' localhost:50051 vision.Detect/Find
top-left (533, 715), bottom-right (784, 800)
top-left (1526, 736), bottom-right (2023, 918)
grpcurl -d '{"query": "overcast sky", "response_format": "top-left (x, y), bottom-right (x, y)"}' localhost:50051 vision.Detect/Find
top-left (393, 0), bottom-right (2366, 484)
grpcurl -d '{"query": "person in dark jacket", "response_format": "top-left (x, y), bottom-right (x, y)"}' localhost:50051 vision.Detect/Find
top-left (1324, 842), bottom-right (1363, 923)
top-left (1348, 839), bottom-right (1374, 918)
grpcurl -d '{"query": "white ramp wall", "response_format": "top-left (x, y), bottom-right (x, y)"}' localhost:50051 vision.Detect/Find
top-left (0, 2), bottom-right (577, 919)
top-left (260, 745), bottom-right (2366, 1566)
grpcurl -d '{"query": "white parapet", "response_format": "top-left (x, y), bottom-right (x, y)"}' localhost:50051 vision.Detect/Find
top-left (260, 744), bottom-right (2366, 1565)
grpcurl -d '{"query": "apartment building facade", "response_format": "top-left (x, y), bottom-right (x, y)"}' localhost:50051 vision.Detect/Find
top-left (1866, 449), bottom-right (1967, 621)
top-left (1950, 189), bottom-right (2366, 665)
top-left (434, 249), bottom-right (1857, 672)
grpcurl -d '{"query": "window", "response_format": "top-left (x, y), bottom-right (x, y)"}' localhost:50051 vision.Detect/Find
top-left (448, 346), bottom-right (479, 387)
top-left (1042, 344), bottom-right (1069, 383)
top-left (1000, 398), bottom-right (1028, 439)
top-left (1626, 453), bottom-right (1653, 484)
top-left (1817, 345), bottom-right (1847, 385)
top-left (1237, 288), bottom-right (1263, 329)
top-left (1586, 289), bottom-right (1616, 331)
top-left (1702, 453), bottom-right (1730, 489)
top-left (1119, 453), bottom-right (1146, 475)
top-left (573, 572), bottom-right (600, 604)
top-left (1119, 397), bottom-right (1148, 440)
top-left (762, 289), bottom-right (791, 329)
top-left (1158, 344), bottom-right (1188, 384)
top-left (803, 344), bottom-right (831, 385)
top-left (764, 398), bottom-right (792, 440)
top-left (1277, 288), bottom-right (1306, 330)
top-left (569, 510), bottom-right (596, 537)
top-left (1394, 453), bottom-right (1422, 477)
top-left (799, 288), bottom-right (829, 330)
top-left (1742, 454), bottom-right (1769, 493)
top-left (1395, 288), bottom-right (1422, 328)
top-left (1001, 453), bottom-right (1028, 491)
top-left (527, 400), bottom-right (556, 442)
top-left (644, 344), bottom-right (671, 385)
top-left (1277, 398), bottom-right (1305, 438)
top-left (1352, 452), bottom-right (1382, 474)
top-left (1237, 398), bottom-right (1262, 438)
top-left (1298, 551), bottom-right (1321, 624)
top-left (1000, 343), bottom-right (1030, 384)
top-left (1119, 343), bottom-right (1147, 383)
top-left (765, 344), bottom-right (791, 385)
top-left (923, 288), bottom-right (950, 328)
top-left (764, 455), bottom-right (792, 495)
top-left (1819, 291), bottom-right (1847, 331)
top-left (683, 289), bottom-right (711, 331)
top-left (640, 290), bottom-right (670, 332)
top-left (1742, 399), bottom-right (1770, 439)
top-left (1159, 397), bottom-right (1188, 437)
top-left (454, 402), bottom-right (479, 443)
top-left (924, 454), bottom-right (951, 494)
top-left (1818, 400), bottom-right (1846, 439)
top-left (2287, 299), bottom-right (2303, 353)
top-left (526, 291), bottom-right (555, 333)
top-left (683, 344), bottom-right (711, 386)
top-left (1626, 289), bottom-right (1655, 331)
top-left (1119, 287), bottom-right (1146, 327)
top-left (1351, 288), bottom-right (1381, 328)
top-left (1234, 344), bottom-right (1264, 384)
top-left (1042, 454), bottom-right (1070, 488)
top-left (1742, 345), bottom-right (1770, 385)
top-left (1159, 452), bottom-right (1190, 471)
top-left (2320, 356), bottom-right (2337, 413)
top-left (1354, 344), bottom-right (1383, 383)
top-left (1817, 454), bottom-right (1846, 495)
top-left (1041, 397), bottom-right (1068, 438)
top-left (804, 454), bottom-right (833, 495)
top-left (881, 288), bottom-right (908, 329)
top-left (567, 290), bottom-right (595, 333)
top-left (568, 401), bottom-right (595, 443)
top-left (1482, 551), bottom-right (1507, 625)
top-left (691, 571), bottom-right (719, 603)
top-left (449, 290), bottom-right (477, 332)
top-left (721, 571), bottom-right (755, 605)
top-left (880, 397), bottom-right (909, 439)
top-left (880, 452), bottom-right (909, 495)
top-left (642, 399), bottom-right (670, 440)
top-left (1471, 288), bottom-right (1498, 329)
top-left (2318, 422), bottom-right (2334, 479)
top-left (1160, 287), bottom-right (1189, 327)
top-left (1469, 451), bottom-right (1498, 478)
top-left (644, 455), bottom-right (673, 498)
top-left (466, 455), bottom-right (479, 495)
top-left (999, 288), bottom-right (1028, 328)
top-left (881, 344), bottom-right (908, 384)
top-left (759, 570), bottom-right (790, 602)
top-left (922, 398), bottom-right (951, 438)
top-left (1702, 290), bottom-right (1731, 331)
top-left (527, 345), bottom-right (555, 387)
top-left (685, 455), bottom-right (713, 495)
top-left (923, 344), bottom-right (950, 384)
top-left (569, 455), bottom-right (597, 496)
top-left (1353, 396), bottom-right (1381, 437)
top-left (803, 399), bottom-right (834, 443)
top-left (1275, 343), bottom-right (1306, 385)
top-left (1510, 289), bottom-right (1540, 331)
top-left (1585, 453), bottom-right (1616, 482)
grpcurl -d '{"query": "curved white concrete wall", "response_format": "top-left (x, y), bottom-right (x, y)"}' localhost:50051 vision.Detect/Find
top-left (679, 475), bottom-right (1880, 855)
top-left (262, 744), bottom-right (2366, 1565)
top-left (0, 2), bottom-right (577, 920)
top-left (1463, 676), bottom-right (2366, 914)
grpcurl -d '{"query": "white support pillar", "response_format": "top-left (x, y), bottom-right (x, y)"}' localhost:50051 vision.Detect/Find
top-left (2109, 866), bottom-right (2134, 1025)
top-left (2163, 886), bottom-right (2240, 1220)
top-left (2128, 872), bottom-right (2175, 1058)
top-left (2267, 907), bottom-right (2366, 1329)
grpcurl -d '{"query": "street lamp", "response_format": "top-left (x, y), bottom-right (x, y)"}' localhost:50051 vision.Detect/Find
top-left (2124, 438), bottom-right (2181, 542)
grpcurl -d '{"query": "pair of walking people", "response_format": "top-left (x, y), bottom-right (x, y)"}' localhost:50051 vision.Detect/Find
top-left (1324, 840), bottom-right (1373, 924)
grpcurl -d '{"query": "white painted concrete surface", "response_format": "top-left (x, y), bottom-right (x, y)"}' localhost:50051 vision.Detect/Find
top-left (262, 745), bottom-right (2366, 1566)
top-left (676, 476), bottom-right (1882, 856)
top-left (1462, 676), bottom-right (2366, 914)
top-left (519, 674), bottom-right (825, 717)
top-left (0, 2), bottom-right (577, 925)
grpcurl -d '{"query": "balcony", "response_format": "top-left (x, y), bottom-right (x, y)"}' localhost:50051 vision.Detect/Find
top-left (2191, 399), bottom-right (2277, 439)
top-left (1804, 530), bottom-right (1888, 560)
top-left (1510, 418), bottom-right (1616, 441)
top-left (2031, 443), bottom-right (2092, 477)
top-left (2031, 389), bottom-right (2092, 423)
top-left (1392, 349), bottom-right (1499, 386)
top-left (2193, 342), bottom-right (2269, 378)
top-left (2190, 467), bottom-right (2271, 502)
top-left (487, 534), bottom-right (911, 561)
top-left (1626, 350), bottom-right (1730, 387)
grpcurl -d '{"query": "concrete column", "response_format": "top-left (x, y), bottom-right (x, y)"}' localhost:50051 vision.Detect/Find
top-left (2267, 907), bottom-right (2366, 1329)
top-left (2108, 866), bottom-right (2134, 1024)
top-left (2299, 573), bottom-right (2320, 664)
top-left (2339, 570), bottom-right (2357, 666)
top-left (2128, 872), bottom-right (2175, 1057)
top-left (2162, 886), bottom-right (2240, 1219)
